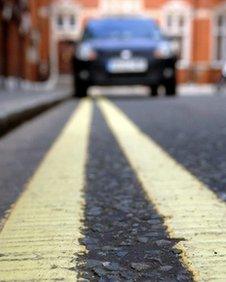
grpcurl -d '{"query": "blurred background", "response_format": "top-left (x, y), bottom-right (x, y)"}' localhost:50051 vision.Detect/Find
top-left (0, 0), bottom-right (225, 90)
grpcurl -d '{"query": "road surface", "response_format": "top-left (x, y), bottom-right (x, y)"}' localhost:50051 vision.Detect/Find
top-left (1, 93), bottom-right (226, 281)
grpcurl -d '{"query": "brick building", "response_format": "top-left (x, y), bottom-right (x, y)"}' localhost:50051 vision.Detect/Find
top-left (0, 0), bottom-right (51, 88)
top-left (0, 0), bottom-right (226, 88)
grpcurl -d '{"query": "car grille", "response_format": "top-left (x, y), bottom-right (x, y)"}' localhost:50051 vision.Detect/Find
top-left (97, 50), bottom-right (154, 59)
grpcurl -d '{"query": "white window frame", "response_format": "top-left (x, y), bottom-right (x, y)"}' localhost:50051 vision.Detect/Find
top-left (212, 6), bottom-right (226, 67)
top-left (56, 14), bottom-right (64, 29)
top-left (55, 13), bottom-right (77, 31)
top-left (52, 0), bottom-right (81, 41)
top-left (162, 1), bottom-right (192, 68)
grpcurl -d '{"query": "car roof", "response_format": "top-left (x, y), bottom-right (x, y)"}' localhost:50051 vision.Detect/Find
top-left (87, 17), bottom-right (157, 29)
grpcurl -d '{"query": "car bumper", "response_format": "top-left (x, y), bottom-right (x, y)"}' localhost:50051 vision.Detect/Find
top-left (73, 57), bottom-right (177, 86)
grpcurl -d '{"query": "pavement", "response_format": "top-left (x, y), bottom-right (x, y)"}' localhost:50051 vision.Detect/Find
top-left (0, 82), bottom-right (72, 136)
top-left (91, 83), bottom-right (218, 97)
top-left (1, 93), bottom-right (226, 280)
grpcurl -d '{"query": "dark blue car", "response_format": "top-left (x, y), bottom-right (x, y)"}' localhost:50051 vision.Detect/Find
top-left (72, 17), bottom-right (178, 97)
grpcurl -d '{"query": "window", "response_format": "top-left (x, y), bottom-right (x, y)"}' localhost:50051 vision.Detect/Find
top-left (213, 14), bottom-right (226, 63)
top-left (164, 13), bottom-right (190, 65)
top-left (52, 1), bottom-right (80, 38)
top-left (57, 15), bottom-right (64, 28)
top-left (162, 1), bottom-right (192, 67)
top-left (56, 14), bottom-right (76, 30)
top-left (70, 15), bottom-right (76, 27)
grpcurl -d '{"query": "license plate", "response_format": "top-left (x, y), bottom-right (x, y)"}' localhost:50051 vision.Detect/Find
top-left (107, 58), bottom-right (148, 73)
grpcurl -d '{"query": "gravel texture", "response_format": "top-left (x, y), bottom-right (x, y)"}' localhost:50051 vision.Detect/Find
top-left (76, 105), bottom-right (192, 281)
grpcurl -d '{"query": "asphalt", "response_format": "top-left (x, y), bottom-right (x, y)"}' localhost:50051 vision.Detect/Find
top-left (114, 95), bottom-right (226, 201)
top-left (77, 104), bottom-right (192, 281)
top-left (0, 101), bottom-right (76, 226)
top-left (1, 93), bottom-right (226, 280)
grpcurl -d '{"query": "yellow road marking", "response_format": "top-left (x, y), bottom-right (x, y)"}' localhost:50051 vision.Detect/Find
top-left (98, 99), bottom-right (226, 281)
top-left (0, 99), bottom-right (92, 281)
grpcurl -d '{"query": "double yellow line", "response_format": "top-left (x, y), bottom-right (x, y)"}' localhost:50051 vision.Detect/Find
top-left (1, 98), bottom-right (226, 281)
top-left (99, 99), bottom-right (226, 281)
top-left (0, 100), bottom-right (92, 280)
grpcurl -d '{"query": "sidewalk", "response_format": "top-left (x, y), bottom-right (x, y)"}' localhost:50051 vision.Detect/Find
top-left (178, 83), bottom-right (216, 96)
top-left (0, 82), bottom-right (72, 136)
top-left (0, 80), bottom-right (220, 136)
top-left (91, 83), bottom-right (217, 97)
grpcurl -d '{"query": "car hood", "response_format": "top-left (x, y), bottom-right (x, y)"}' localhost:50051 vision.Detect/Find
top-left (86, 38), bottom-right (163, 52)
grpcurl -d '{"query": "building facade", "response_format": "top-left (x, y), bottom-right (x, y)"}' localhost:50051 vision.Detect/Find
top-left (0, 0), bottom-right (51, 88)
top-left (0, 0), bottom-right (226, 88)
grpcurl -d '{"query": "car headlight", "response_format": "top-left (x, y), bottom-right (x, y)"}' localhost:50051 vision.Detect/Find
top-left (154, 43), bottom-right (178, 59)
top-left (76, 44), bottom-right (97, 61)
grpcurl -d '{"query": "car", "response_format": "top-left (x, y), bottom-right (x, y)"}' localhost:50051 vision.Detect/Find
top-left (72, 17), bottom-right (178, 98)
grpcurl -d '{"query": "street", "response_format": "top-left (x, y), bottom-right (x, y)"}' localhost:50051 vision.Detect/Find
top-left (1, 0), bottom-right (226, 280)
top-left (1, 92), bottom-right (226, 281)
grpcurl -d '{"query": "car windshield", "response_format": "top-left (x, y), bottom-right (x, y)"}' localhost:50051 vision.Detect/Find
top-left (83, 18), bottom-right (162, 41)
